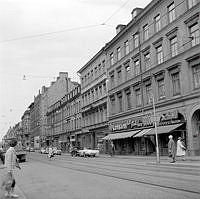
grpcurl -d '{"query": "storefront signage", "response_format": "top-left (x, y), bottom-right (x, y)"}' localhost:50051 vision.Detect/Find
top-left (110, 113), bottom-right (153, 131)
top-left (159, 110), bottom-right (180, 125)
top-left (110, 110), bottom-right (181, 131)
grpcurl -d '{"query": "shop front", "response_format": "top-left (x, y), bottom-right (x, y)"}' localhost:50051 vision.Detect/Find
top-left (104, 110), bottom-right (187, 156)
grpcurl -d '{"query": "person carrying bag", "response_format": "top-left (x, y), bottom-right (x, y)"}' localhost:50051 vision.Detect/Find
top-left (1, 139), bottom-right (21, 198)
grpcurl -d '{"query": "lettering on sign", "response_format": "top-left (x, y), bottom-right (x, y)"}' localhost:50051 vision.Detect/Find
top-left (110, 113), bottom-right (154, 131)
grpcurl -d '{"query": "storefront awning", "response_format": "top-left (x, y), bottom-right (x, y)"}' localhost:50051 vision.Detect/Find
top-left (133, 129), bottom-right (152, 137)
top-left (102, 130), bottom-right (140, 140)
top-left (145, 123), bottom-right (183, 136)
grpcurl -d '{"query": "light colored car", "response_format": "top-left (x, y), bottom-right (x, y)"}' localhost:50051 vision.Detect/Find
top-left (30, 147), bottom-right (35, 152)
top-left (53, 147), bottom-right (62, 155)
top-left (78, 148), bottom-right (99, 157)
top-left (40, 148), bottom-right (46, 154)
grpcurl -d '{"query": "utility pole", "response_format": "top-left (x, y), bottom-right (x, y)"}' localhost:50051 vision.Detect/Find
top-left (151, 94), bottom-right (160, 163)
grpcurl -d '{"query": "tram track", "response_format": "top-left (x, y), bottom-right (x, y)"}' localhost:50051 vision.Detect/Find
top-left (28, 154), bottom-right (200, 197)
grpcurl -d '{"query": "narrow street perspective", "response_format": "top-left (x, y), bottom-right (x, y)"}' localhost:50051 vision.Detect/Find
top-left (1, 153), bottom-right (200, 199)
top-left (1, 0), bottom-right (200, 198)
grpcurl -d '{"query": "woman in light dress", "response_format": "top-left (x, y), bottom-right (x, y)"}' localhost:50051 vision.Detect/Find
top-left (176, 137), bottom-right (186, 160)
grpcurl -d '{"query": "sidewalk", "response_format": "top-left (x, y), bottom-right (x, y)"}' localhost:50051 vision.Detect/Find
top-left (98, 153), bottom-right (200, 167)
top-left (62, 152), bottom-right (200, 167)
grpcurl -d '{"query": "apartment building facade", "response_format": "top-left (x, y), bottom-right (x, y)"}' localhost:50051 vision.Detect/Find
top-left (21, 109), bottom-right (31, 147)
top-left (59, 84), bottom-right (81, 151)
top-left (45, 72), bottom-right (79, 148)
top-left (29, 91), bottom-right (42, 149)
top-left (104, 0), bottom-right (200, 155)
top-left (77, 48), bottom-right (109, 150)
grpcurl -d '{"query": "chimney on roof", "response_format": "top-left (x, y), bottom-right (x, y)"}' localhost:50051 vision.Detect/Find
top-left (59, 72), bottom-right (68, 78)
top-left (116, 24), bottom-right (126, 34)
top-left (51, 81), bottom-right (55, 86)
top-left (131, 8), bottom-right (143, 20)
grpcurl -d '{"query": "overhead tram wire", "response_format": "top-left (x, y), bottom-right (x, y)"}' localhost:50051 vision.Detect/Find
top-left (102, 0), bottom-right (131, 24)
top-left (0, 0), bottom-right (131, 43)
top-left (0, 24), bottom-right (107, 43)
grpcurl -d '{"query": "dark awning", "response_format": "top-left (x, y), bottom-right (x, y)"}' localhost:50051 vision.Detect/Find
top-left (133, 129), bottom-right (152, 137)
top-left (145, 123), bottom-right (183, 136)
top-left (102, 130), bottom-right (140, 140)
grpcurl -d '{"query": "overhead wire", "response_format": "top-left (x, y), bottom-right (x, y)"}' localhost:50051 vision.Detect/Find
top-left (0, 0), bottom-right (131, 43)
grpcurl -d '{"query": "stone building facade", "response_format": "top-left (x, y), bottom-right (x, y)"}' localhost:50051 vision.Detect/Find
top-left (77, 48), bottom-right (109, 151)
top-left (104, 0), bottom-right (200, 155)
top-left (45, 72), bottom-right (79, 148)
top-left (21, 110), bottom-right (31, 147)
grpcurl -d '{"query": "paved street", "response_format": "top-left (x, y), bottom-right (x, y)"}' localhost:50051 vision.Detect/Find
top-left (1, 153), bottom-right (200, 199)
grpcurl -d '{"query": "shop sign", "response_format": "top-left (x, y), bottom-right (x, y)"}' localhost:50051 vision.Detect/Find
top-left (110, 113), bottom-right (154, 131)
top-left (159, 110), bottom-right (180, 125)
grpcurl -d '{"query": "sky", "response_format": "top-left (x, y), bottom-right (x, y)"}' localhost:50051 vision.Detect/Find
top-left (0, 0), bottom-right (151, 140)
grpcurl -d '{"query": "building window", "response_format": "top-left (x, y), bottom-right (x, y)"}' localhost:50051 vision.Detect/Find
top-left (135, 88), bottom-right (142, 106)
top-left (125, 90), bottom-right (132, 110)
top-left (193, 65), bottom-right (200, 88)
top-left (117, 94), bottom-right (123, 112)
top-left (134, 59), bottom-right (140, 76)
top-left (171, 72), bottom-right (181, 95)
top-left (91, 70), bottom-right (93, 80)
top-left (117, 69), bottom-right (122, 84)
top-left (125, 64), bottom-right (131, 80)
top-left (156, 45), bottom-right (164, 64)
top-left (110, 73), bottom-right (115, 88)
top-left (168, 2), bottom-right (176, 23)
top-left (133, 33), bottom-right (139, 48)
top-left (157, 79), bottom-right (165, 99)
top-left (145, 84), bottom-right (152, 104)
top-left (189, 23), bottom-right (200, 47)
top-left (117, 47), bottom-right (121, 61)
top-left (94, 67), bottom-right (97, 77)
top-left (110, 52), bottom-right (114, 65)
top-left (124, 40), bottom-right (129, 55)
top-left (102, 60), bottom-right (105, 73)
top-left (170, 36), bottom-right (178, 57)
top-left (143, 24), bottom-right (149, 40)
top-left (98, 64), bottom-right (101, 75)
top-left (110, 97), bottom-right (115, 115)
top-left (154, 14), bottom-right (161, 32)
top-left (188, 0), bottom-right (198, 9)
top-left (99, 86), bottom-right (102, 96)
top-left (144, 52), bottom-right (151, 71)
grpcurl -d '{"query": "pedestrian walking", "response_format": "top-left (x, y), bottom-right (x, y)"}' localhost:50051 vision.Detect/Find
top-left (2, 139), bottom-right (21, 198)
top-left (168, 135), bottom-right (176, 163)
top-left (110, 141), bottom-right (115, 157)
top-left (48, 146), bottom-right (54, 160)
top-left (176, 137), bottom-right (186, 160)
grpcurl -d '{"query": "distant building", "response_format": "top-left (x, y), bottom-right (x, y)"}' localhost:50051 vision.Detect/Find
top-left (45, 72), bottom-right (79, 148)
top-left (21, 109), bottom-right (31, 147)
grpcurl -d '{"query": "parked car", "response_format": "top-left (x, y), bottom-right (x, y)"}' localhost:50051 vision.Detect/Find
top-left (78, 148), bottom-right (99, 157)
top-left (53, 147), bottom-right (62, 155)
top-left (40, 148), bottom-right (46, 154)
top-left (30, 147), bottom-right (35, 152)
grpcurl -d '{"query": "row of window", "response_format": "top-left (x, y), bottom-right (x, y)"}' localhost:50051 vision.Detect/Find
top-left (81, 60), bottom-right (106, 87)
top-left (64, 117), bottom-right (82, 131)
top-left (109, 21), bottom-right (199, 88)
top-left (82, 82), bottom-right (107, 107)
top-left (82, 106), bottom-right (107, 127)
top-left (109, 64), bottom-right (200, 115)
top-left (63, 100), bottom-right (81, 118)
top-left (109, 1), bottom-right (199, 66)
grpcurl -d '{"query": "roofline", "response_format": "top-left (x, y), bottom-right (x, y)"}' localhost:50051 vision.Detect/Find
top-left (104, 0), bottom-right (160, 50)
top-left (77, 47), bottom-right (105, 74)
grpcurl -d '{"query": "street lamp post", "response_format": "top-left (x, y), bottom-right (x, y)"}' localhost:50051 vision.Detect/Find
top-left (151, 94), bottom-right (160, 163)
